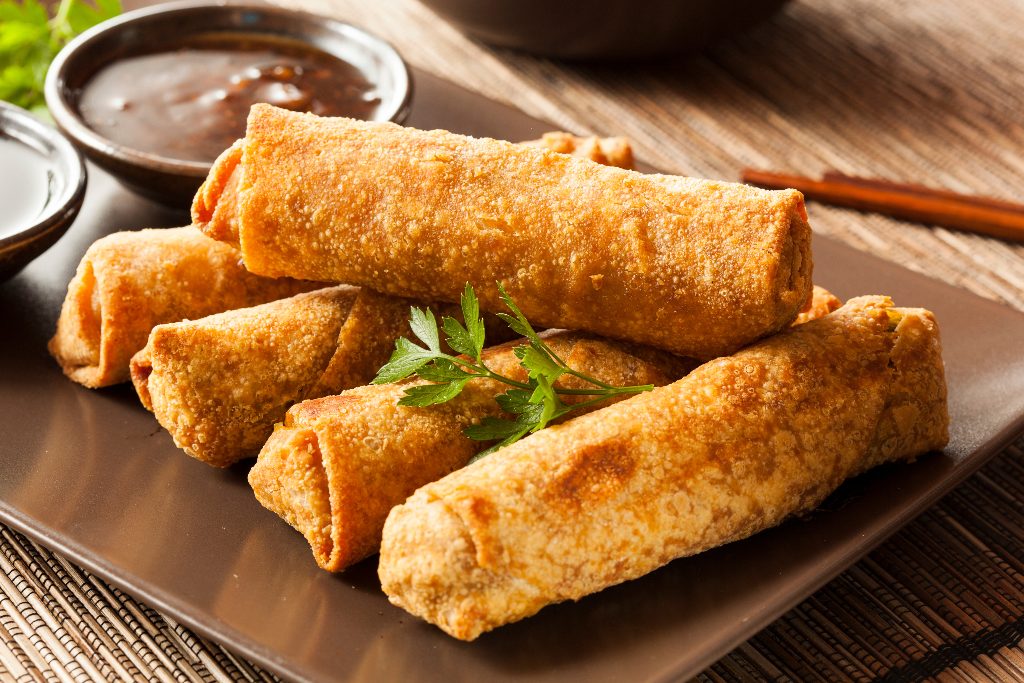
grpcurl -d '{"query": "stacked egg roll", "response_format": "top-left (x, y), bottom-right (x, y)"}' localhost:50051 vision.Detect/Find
top-left (378, 296), bottom-right (949, 640)
top-left (130, 286), bottom-right (520, 467)
top-left (248, 331), bottom-right (695, 571)
top-left (193, 105), bottom-right (813, 358)
top-left (247, 286), bottom-right (839, 572)
top-left (49, 226), bottom-right (316, 387)
top-left (130, 286), bottom-right (411, 467)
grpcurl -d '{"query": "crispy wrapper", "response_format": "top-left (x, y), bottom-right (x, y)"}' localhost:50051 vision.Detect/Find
top-left (248, 331), bottom-right (695, 572)
top-left (525, 132), bottom-right (634, 169)
top-left (378, 296), bottom-right (949, 640)
top-left (48, 226), bottom-right (315, 388)
top-left (193, 105), bottom-right (812, 358)
top-left (130, 286), bottom-right (413, 467)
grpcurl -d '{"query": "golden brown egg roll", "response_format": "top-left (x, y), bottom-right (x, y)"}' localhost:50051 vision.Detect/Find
top-left (130, 287), bottom-right (516, 468)
top-left (131, 286), bottom-right (413, 467)
top-left (378, 296), bottom-right (949, 640)
top-left (248, 330), bottom-right (695, 572)
top-left (193, 104), bottom-right (813, 358)
top-left (526, 131), bottom-right (634, 169)
top-left (49, 226), bottom-right (316, 388)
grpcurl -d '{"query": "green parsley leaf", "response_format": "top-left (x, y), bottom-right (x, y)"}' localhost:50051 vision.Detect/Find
top-left (441, 315), bottom-right (477, 358)
top-left (409, 306), bottom-right (441, 353)
top-left (528, 374), bottom-right (565, 431)
top-left (460, 282), bottom-right (485, 360)
top-left (398, 379), bottom-right (470, 407)
top-left (464, 415), bottom-right (529, 441)
top-left (464, 414), bottom-right (535, 462)
top-left (416, 358), bottom-right (473, 383)
top-left (494, 388), bottom-right (535, 414)
top-left (514, 344), bottom-right (564, 383)
top-left (496, 283), bottom-right (545, 347)
top-left (372, 337), bottom-right (440, 384)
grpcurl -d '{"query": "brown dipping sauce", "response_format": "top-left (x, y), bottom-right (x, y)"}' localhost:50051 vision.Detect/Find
top-left (78, 34), bottom-right (382, 163)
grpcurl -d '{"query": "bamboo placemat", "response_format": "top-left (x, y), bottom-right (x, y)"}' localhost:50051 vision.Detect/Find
top-left (5, 0), bottom-right (1024, 680)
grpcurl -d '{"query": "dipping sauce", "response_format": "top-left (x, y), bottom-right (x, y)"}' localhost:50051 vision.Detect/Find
top-left (78, 34), bottom-right (383, 163)
top-left (0, 136), bottom-right (54, 238)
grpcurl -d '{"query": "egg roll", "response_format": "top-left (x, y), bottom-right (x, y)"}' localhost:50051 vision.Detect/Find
top-left (196, 130), bottom-right (632, 250)
top-left (248, 330), bottom-right (695, 572)
top-left (193, 104), bottom-right (813, 358)
top-left (378, 296), bottom-right (949, 640)
top-left (49, 226), bottom-right (316, 388)
top-left (130, 287), bottom-right (516, 467)
top-left (130, 286), bottom-right (412, 467)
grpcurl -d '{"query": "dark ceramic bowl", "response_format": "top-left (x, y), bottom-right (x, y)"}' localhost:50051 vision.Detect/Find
top-left (0, 102), bottom-right (86, 281)
top-left (421, 0), bottom-right (791, 60)
top-left (44, 1), bottom-right (412, 207)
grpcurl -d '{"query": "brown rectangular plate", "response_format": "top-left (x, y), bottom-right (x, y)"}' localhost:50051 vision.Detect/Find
top-left (2, 70), bottom-right (1024, 682)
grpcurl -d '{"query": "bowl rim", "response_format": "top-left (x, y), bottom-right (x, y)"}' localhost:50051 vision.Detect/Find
top-left (43, 0), bottom-right (413, 178)
top-left (0, 101), bottom-right (87, 254)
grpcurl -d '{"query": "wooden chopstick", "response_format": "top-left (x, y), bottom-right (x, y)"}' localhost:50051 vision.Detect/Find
top-left (741, 169), bottom-right (1024, 242)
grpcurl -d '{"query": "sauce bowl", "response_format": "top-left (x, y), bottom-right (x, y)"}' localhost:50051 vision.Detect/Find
top-left (45, 1), bottom-right (412, 206)
top-left (0, 102), bottom-right (86, 281)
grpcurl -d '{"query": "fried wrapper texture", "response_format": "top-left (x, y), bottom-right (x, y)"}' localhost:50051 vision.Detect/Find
top-left (526, 132), bottom-right (634, 169)
top-left (248, 331), bottom-right (696, 572)
top-left (49, 226), bottom-right (316, 388)
top-left (193, 105), bottom-right (813, 358)
top-left (378, 296), bottom-right (949, 641)
top-left (130, 286), bottom-right (413, 468)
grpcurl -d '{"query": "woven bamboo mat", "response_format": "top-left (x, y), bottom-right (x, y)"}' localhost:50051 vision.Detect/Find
top-left (4, 0), bottom-right (1024, 680)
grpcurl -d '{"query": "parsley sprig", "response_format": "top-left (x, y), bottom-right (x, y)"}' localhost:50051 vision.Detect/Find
top-left (372, 283), bottom-right (654, 459)
top-left (0, 0), bottom-right (121, 115)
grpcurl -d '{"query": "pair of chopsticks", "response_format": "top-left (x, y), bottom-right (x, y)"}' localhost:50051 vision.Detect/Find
top-left (741, 169), bottom-right (1024, 243)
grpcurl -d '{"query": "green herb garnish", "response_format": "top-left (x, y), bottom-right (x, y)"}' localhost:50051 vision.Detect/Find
top-left (0, 0), bottom-right (121, 115)
top-left (372, 283), bottom-right (654, 460)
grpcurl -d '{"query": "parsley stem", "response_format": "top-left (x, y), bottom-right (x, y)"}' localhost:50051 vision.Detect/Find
top-left (442, 354), bottom-right (536, 391)
top-left (551, 384), bottom-right (653, 396)
top-left (450, 351), bottom-right (653, 397)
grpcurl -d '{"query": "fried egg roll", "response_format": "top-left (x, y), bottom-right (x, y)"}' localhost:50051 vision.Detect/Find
top-left (248, 331), bottom-right (696, 572)
top-left (378, 296), bottom-right (949, 640)
top-left (130, 286), bottom-right (412, 468)
top-left (193, 105), bottom-right (813, 358)
top-left (130, 288), bottom-right (516, 468)
top-left (49, 226), bottom-right (315, 388)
